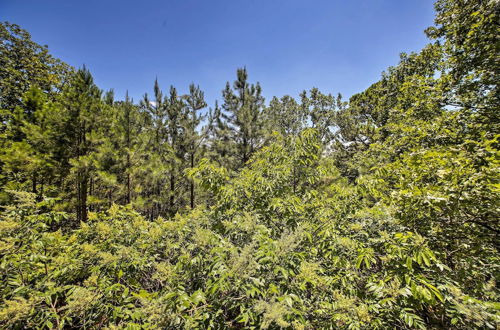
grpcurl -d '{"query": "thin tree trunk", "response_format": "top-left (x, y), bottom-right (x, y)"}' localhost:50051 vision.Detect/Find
top-left (126, 148), bottom-right (131, 204)
top-left (127, 172), bottom-right (131, 204)
top-left (242, 137), bottom-right (248, 165)
top-left (81, 174), bottom-right (88, 222)
top-left (78, 124), bottom-right (88, 222)
top-left (32, 173), bottom-right (37, 194)
top-left (170, 169), bottom-right (175, 215)
top-left (190, 153), bottom-right (195, 209)
top-left (76, 174), bottom-right (81, 222)
top-left (293, 165), bottom-right (297, 194)
top-left (40, 178), bottom-right (44, 201)
top-left (126, 110), bottom-right (131, 204)
top-left (88, 177), bottom-right (93, 212)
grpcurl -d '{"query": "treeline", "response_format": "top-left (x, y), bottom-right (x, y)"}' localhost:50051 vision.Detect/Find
top-left (0, 0), bottom-right (499, 328)
top-left (0, 28), bottom-right (350, 221)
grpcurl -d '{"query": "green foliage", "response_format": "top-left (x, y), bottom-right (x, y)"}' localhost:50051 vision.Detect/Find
top-left (0, 22), bottom-right (71, 112)
top-left (220, 67), bottom-right (265, 168)
top-left (1, 0), bottom-right (499, 328)
top-left (2, 129), bottom-right (498, 328)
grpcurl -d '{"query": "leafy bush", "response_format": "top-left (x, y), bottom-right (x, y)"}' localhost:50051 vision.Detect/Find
top-left (1, 131), bottom-right (498, 328)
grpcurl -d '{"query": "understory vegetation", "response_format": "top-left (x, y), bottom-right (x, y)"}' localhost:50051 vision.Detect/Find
top-left (0, 0), bottom-right (498, 328)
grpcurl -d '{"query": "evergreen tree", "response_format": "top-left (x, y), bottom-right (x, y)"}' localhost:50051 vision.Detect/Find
top-left (207, 100), bottom-right (234, 168)
top-left (117, 92), bottom-right (142, 205)
top-left (58, 67), bottom-right (103, 222)
top-left (165, 86), bottom-right (186, 215)
top-left (182, 84), bottom-right (207, 209)
top-left (300, 88), bottom-right (338, 147)
top-left (263, 95), bottom-right (307, 138)
top-left (0, 88), bottom-right (62, 203)
top-left (222, 68), bottom-right (265, 168)
top-left (139, 79), bottom-right (171, 218)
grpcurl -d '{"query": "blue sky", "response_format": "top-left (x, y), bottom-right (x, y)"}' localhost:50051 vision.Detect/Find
top-left (1, 0), bottom-right (435, 107)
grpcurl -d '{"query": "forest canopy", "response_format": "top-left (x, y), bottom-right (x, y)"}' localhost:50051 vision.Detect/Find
top-left (0, 0), bottom-right (499, 328)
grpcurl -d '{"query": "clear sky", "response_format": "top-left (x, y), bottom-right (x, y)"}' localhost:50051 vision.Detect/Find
top-left (1, 0), bottom-right (436, 107)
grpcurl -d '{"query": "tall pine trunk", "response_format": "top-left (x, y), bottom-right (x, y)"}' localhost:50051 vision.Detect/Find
top-left (81, 174), bottom-right (88, 222)
top-left (190, 152), bottom-right (195, 209)
top-left (170, 168), bottom-right (175, 215)
top-left (126, 150), bottom-right (131, 204)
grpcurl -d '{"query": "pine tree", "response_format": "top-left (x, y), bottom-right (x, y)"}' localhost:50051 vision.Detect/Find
top-left (165, 86), bottom-right (186, 215)
top-left (0, 88), bottom-right (61, 202)
top-left (183, 84), bottom-right (207, 209)
top-left (263, 95), bottom-right (308, 138)
top-left (300, 88), bottom-right (338, 147)
top-left (118, 92), bottom-right (142, 205)
top-left (207, 100), bottom-right (234, 167)
top-left (58, 67), bottom-right (103, 222)
top-left (222, 68), bottom-right (265, 168)
top-left (140, 79), bottom-right (171, 218)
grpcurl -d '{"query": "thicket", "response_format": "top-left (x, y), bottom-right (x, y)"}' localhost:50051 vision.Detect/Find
top-left (0, 0), bottom-right (498, 328)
